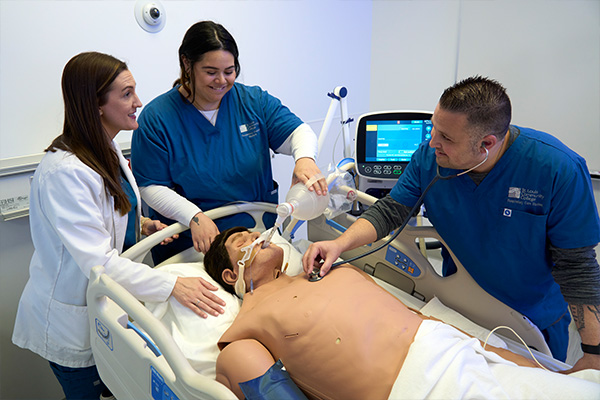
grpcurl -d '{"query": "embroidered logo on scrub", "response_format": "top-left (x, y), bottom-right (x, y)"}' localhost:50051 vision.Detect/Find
top-left (503, 208), bottom-right (512, 217)
top-left (239, 120), bottom-right (260, 139)
top-left (507, 186), bottom-right (545, 208)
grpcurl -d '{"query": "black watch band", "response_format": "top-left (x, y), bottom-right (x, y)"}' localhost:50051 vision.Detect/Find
top-left (581, 343), bottom-right (600, 355)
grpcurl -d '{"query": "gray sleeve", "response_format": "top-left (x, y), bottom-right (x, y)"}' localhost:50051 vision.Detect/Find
top-left (550, 244), bottom-right (600, 305)
top-left (359, 194), bottom-right (413, 241)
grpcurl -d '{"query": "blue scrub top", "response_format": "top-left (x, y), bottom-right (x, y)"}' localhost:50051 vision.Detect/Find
top-left (120, 171), bottom-right (138, 251)
top-left (131, 83), bottom-right (303, 231)
top-left (390, 126), bottom-right (600, 333)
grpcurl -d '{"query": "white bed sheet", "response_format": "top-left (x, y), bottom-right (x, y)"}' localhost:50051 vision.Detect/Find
top-left (389, 320), bottom-right (600, 400)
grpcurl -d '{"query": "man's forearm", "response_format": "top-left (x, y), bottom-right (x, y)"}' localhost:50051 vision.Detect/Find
top-left (359, 194), bottom-right (413, 241)
top-left (335, 218), bottom-right (378, 253)
top-left (570, 303), bottom-right (600, 349)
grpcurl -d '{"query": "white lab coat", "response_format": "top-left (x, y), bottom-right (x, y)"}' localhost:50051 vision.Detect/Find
top-left (12, 141), bottom-right (177, 368)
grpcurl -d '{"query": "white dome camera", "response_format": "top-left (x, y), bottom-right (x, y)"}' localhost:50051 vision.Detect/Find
top-left (134, 0), bottom-right (166, 33)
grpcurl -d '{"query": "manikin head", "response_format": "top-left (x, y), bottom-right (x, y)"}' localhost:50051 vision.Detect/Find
top-left (429, 76), bottom-right (512, 172)
top-left (205, 227), bottom-right (284, 297)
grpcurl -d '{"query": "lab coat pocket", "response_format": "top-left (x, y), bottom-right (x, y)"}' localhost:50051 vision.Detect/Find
top-left (47, 299), bottom-right (90, 350)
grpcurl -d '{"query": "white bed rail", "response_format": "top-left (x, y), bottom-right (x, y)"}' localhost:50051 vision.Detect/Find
top-left (121, 202), bottom-right (277, 263)
top-left (88, 266), bottom-right (236, 399)
top-left (88, 202), bottom-right (277, 399)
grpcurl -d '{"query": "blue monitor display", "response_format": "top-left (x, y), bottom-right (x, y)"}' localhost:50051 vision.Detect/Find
top-left (364, 120), bottom-right (432, 162)
top-left (355, 111), bottom-right (432, 180)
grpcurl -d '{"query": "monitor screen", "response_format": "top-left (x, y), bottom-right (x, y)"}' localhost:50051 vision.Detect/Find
top-left (355, 111), bottom-right (433, 180)
top-left (364, 119), bottom-right (432, 163)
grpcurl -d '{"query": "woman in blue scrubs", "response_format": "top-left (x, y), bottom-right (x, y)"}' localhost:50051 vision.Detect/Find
top-left (132, 21), bottom-right (326, 264)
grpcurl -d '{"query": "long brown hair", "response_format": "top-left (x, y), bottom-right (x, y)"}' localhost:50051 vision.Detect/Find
top-left (47, 52), bottom-right (131, 215)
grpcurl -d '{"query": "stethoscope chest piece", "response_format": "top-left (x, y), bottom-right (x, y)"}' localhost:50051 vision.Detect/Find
top-left (308, 267), bottom-right (324, 282)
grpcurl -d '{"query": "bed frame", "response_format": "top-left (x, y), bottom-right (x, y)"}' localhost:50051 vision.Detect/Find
top-left (87, 201), bottom-right (566, 400)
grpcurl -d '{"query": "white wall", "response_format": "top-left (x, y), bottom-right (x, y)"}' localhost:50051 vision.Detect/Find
top-left (370, 0), bottom-right (600, 171)
top-left (0, 1), bottom-right (372, 398)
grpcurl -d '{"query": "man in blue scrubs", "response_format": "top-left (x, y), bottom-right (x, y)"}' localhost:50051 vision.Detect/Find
top-left (303, 76), bottom-right (600, 372)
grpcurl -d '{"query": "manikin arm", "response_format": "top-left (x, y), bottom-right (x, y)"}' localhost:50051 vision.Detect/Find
top-left (216, 339), bottom-right (276, 399)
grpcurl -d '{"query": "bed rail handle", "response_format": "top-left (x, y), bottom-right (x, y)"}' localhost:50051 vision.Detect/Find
top-left (121, 202), bottom-right (277, 262)
top-left (126, 321), bottom-right (161, 357)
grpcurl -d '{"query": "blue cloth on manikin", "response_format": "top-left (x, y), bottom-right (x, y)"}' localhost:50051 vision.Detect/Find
top-left (239, 360), bottom-right (308, 400)
top-left (390, 125), bottom-right (600, 360)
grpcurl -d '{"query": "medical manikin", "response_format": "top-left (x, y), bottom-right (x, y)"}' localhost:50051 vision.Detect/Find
top-left (202, 228), bottom-right (597, 400)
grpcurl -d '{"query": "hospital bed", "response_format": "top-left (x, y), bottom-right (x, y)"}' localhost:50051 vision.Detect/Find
top-left (87, 200), bottom-right (582, 400)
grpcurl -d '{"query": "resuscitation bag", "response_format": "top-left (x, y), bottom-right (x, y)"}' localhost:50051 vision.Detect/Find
top-left (323, 164), bottom-right (356, 220)
top-left (239, 359), bottom-right (308, 400)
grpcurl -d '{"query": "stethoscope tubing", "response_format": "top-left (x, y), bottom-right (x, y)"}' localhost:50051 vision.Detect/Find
top-left (330, 148), bottom-right (489, 268)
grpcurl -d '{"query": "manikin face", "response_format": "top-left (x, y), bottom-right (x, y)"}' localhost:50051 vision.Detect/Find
top-left (187, 50), bottom-right (236, 110)
top-left (429, 103), bottom-right (486, 171)
top-left (224, 230), bottom-right (284, 291)
top-left (99, 70), bottom-right (142, 139)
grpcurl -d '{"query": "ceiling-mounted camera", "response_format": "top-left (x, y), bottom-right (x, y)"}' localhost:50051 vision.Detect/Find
top-left (134, 0), bottom-right (166, 33)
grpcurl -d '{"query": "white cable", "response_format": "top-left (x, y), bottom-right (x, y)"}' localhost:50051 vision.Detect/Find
top-left (331, 124), bottom-right (345, 166)
top-left (483, 325), bottom-right (550, 371)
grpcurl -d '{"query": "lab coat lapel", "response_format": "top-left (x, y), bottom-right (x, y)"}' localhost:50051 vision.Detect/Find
top-left (114, 140), bottom-right (142, 242)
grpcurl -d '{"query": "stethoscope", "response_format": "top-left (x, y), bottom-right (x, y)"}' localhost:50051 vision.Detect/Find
top-left (320, 147), bottom-right (490, 272)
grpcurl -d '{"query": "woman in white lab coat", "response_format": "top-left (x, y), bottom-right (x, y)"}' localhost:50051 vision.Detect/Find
top-left (12, 52), bottom-right (227, 400)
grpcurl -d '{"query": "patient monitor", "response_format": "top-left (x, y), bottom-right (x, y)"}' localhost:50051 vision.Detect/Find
top-left (355, 111), bottom-right (432, 198)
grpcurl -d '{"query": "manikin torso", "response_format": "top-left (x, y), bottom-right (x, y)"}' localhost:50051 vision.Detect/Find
top-left (218, 265), bottom-right (424, 400)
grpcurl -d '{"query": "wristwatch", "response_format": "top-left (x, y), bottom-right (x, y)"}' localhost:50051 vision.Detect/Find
top-left (581, 343), bottom-right (600, 355)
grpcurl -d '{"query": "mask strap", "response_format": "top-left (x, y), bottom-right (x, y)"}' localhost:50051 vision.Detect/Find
top-left (234, 235), bottom-right (265, 298)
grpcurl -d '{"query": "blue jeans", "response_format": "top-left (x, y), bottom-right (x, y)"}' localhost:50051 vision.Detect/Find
top-left (49, 362), bottom-right (107, 400)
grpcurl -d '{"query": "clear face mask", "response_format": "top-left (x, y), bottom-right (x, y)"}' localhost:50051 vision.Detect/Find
top-left (234, 231), bottom-right (270, 298)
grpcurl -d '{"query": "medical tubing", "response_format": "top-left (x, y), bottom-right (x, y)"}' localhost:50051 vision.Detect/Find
top-left (483, 326), bottom-right (550, 371)
top-left (330, 174), bottom-right (442, 268)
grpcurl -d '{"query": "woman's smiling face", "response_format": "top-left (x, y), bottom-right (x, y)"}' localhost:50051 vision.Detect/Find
top-left (99, 69), bottom-right (142, 139)
top-left (188, 49), bottom-right (236, 110)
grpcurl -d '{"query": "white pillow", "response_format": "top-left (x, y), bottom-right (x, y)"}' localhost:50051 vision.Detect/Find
top-left (145, 262), bottom-right (241, 379)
